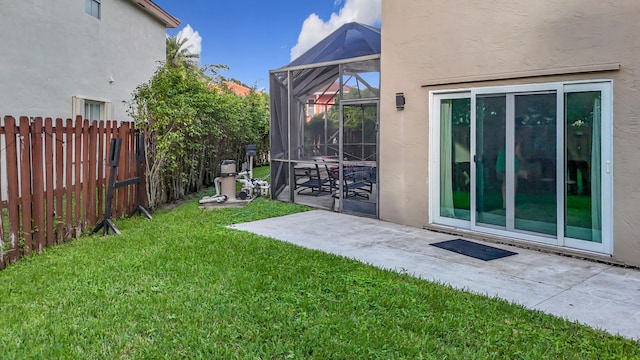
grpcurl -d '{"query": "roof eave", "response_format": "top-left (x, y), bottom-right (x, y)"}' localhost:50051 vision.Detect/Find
top-left (129, 0), bottom-right (181, 28)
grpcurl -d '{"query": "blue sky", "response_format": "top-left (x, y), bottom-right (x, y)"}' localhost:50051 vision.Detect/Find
top-left (152, 0), bottom-right (381, 89)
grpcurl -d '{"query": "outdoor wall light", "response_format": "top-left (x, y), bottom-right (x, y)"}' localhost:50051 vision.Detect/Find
top-left (395, 92), bottom-right (405, 110)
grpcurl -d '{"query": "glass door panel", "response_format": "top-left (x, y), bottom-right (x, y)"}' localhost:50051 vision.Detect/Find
top-left (513, 93), bottom-right (557, 235)
top-left (439, 98), bottom-right (471, 220)
top-left (339, 102), bottom-right (378, 217)
top-left (565, 91), bottom-right (602, 242)
top-left (475, 96), bottom-right (506, 227)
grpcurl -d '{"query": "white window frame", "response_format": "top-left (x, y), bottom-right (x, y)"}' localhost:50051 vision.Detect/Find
top-left (72, 96), bottom-right (113, 122)
top-left (85, 0), bottom-right (101, 19)
top-left (429, 80), bottom-right (613, 255)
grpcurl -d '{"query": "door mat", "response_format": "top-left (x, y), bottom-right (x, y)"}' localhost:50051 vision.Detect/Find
top-left (430, 239), bottom-right (517, 261)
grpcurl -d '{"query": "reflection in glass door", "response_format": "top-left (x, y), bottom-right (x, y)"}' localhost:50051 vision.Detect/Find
top-left (513, 93), bottom-right (557, 235)
top-left (475, 93), bottom-right (558, 236)
top-left (565, 91), bottom-right (602, 243)
top-left (439, 98), bottom-right (471, 221)
top-left (476, 96), bottom-right (506, 228)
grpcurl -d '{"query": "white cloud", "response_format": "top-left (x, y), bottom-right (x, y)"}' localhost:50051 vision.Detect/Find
top-left (290, 0), bottom-right (381, 61)
top-left (176, 24), bottom-right (202, 60)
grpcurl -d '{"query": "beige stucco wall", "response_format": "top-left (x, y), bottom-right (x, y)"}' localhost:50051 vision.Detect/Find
top-left (380, 0), bottom-right (640, 266)
top-left (0, 0), bottom-right (167, 121)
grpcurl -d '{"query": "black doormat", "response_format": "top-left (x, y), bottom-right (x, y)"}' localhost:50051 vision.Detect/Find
top-left (430, 239), bottom-right (517, 261)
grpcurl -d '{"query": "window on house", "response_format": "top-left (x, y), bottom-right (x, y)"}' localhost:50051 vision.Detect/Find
top-left (84, 101), bottom-right (102, 121)
top-left (85, 0), bottom-right (101, 19)
top-left (72, 96), bottom-right (113, 122)
top-left (307, 99), bottom-right (316, 117)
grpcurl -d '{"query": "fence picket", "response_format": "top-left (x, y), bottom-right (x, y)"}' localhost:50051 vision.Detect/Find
top-left (65, 118), bottom-right (73, 240)
top-left (97, 121), bottom-right (105, 221)
top-left (88, 122), bottom-right (98, 225)
top-left (82, 119), bottom-right (90, 227)
top-left (74, 116), bottom-right (82, 237)
top-left (19, 117), bottom-right (33, 254)
top-left (117, 123), bottom-right (128, 217)
top-left (5, 117), bottom-right (20, 263)
top-left (55, 118), bottom-right (64, 243)
top-left (0, 117), bottom-right (4, 269)
top-left (31, 117), bottom-right (45, 252)
top-left (45, 118), bottom-right (55, 246)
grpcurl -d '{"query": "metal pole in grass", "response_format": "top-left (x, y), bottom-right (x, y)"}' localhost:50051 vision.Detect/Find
top-left (93, 135), bottom-right (152, 236)
top-left (93, 138), bottom-right (122, 236)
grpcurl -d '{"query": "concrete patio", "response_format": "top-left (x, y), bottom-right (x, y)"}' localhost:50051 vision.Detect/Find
top-left (230, 210), bottom-right (640, 340)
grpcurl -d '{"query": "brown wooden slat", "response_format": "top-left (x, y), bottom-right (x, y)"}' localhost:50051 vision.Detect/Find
top-left (44, 118), bottom-right (55, 246)
top-left (88, 121), bottom-right (98, 225)
top-left (55, 119), bottom-right (65, 243)
top-left (82, 119), bottom-right (90, 228)
top-left (65, 118), bottom-right (73, 239)
top-left (0, 119), bottom-right (9, 269)
top-left (0, 127), bottom-right (3, 269)
top-left (103, 121), bottom-right (113, 220)
top-left (31, 117), bottom-right (46, 251)
top-left (74, 116), bottom-right (82, 237)
top-left (0, 118), bottom-right (6, 268)
top-left (4, 116), bottom-right (20, 262)
top-left (97, 121), bottom-right (105, 220)
top-left (19, 116), bottom-right (33, 254)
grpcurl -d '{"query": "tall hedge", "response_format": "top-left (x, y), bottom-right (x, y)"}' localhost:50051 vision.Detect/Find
top-left (126, 64), bottom-right (269, 209)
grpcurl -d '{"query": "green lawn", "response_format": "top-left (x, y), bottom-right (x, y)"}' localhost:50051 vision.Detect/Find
top-left (0, 196), bottom-right (638, 358)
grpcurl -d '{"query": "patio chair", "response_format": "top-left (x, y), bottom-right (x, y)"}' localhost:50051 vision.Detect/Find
top-left (295, 163), bottom-right (332, 196)
top-left (331, 165), bottom-right (373, 199)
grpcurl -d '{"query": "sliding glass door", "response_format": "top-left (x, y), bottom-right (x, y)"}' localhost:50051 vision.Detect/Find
top-left (512, 93), bottom-right (558, 236)
top-left (475, 92), bottom-right (558, 236)
top-left (563, 82), bottom-right (611, 252)
top-left (475, 95), bottom-right (506, 228)
top-left (438, 96), bottom-right (471, 222)
top-left (432, 81), bottom-right (612, 254)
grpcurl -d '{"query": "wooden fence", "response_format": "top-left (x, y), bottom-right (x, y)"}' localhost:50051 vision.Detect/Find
top-left (0, 116), bottom-right (141, 269)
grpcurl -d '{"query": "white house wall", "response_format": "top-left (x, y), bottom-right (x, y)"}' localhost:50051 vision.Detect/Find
top-left (0, 0), bottom-right (167, 121)
top-left (380, 0), bottom-right (640, 266)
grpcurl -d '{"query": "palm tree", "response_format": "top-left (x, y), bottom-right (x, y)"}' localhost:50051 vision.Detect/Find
top-left (166, 35), bottom-right (199, 71)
